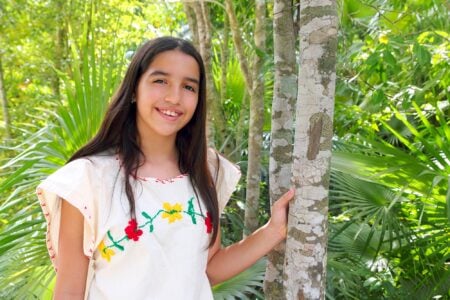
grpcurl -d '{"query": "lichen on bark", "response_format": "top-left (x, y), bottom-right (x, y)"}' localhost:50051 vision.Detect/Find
top-left (283, 0), bottom-right (338, 299)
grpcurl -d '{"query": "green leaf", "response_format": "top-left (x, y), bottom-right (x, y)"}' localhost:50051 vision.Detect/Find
top-left (447, 177), bottom-right (450, 225)
top-left (383, 50), bottom-right (396, 68)
top-left (413, 43), bottom-right (431, 66)
top-left (212, 259), bottom-right (265, 300)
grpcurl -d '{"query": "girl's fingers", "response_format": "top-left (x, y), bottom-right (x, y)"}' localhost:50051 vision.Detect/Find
top-left (279, 188), bottom-right (295, 203)
top-left (270, 188), bottom-right (295, 238)
top-left (278, 188), bottom-right (295, 206)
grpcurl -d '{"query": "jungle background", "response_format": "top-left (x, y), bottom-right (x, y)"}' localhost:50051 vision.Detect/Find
top-left (0, 0), bottom-right (449, 299)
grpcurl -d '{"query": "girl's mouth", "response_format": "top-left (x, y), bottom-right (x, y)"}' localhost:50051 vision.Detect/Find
top-left (156, 108), bottom-right (182, 119)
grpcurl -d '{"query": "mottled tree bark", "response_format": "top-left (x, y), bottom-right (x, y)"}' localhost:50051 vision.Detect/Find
top-left (283, 1), bottom-right (338, 299)
top-left (244, 0), bottom-right (266, 234)
top-left (0, 54), bottom-right (10, 138)
top-left (264, 0), bottom-right (297, 298)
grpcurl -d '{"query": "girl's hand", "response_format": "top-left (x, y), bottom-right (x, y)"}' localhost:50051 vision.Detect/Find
top-left (266, 188), bottom-right (295, 241)
top-left (206, 188), bottom-right (295, 284)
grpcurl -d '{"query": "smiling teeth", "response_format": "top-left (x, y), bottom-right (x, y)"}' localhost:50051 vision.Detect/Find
top-left (160, 110), bottom-right (179, 117)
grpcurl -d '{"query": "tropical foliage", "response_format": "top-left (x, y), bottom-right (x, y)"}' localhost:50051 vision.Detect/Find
top-left (0, 0), bottom-right (448, 299)
top-left (328, 0), bottom-right (449, 298)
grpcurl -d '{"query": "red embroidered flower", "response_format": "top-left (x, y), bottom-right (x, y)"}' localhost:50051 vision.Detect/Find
top-left (204, 212), bottom-right (213, 234)
top-left (125, 219), bottom-right (143, 241)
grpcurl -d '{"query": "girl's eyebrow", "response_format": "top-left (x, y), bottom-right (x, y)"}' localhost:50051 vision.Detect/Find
top-left (149, 70), bottom-right (199, 85)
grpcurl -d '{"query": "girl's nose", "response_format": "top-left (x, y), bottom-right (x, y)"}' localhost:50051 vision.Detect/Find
top-left (164, 87), bottom-right (181, 104)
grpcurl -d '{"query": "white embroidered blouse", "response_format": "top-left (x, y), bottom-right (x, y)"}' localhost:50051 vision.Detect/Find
top-left (36, 149), bottom-right (240, 300)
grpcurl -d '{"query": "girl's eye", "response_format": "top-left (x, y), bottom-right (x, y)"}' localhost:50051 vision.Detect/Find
top-left (185, 85), bottom-right (196, 92)
top-left (153, 79), bottom-right (166, 84)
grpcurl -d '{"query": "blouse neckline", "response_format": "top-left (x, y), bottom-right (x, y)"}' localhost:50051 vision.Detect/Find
top-left (135, 173), bottom-right (189, 184)
top-left (114, 154), bottom-right (188, 184)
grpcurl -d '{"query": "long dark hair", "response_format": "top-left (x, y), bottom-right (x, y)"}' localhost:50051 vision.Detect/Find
top-left (68, 37), bottom-right (219, 246)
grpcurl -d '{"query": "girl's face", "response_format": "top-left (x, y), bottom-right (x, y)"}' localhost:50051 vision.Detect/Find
top-left (135, 50), bottom-right (200, 142)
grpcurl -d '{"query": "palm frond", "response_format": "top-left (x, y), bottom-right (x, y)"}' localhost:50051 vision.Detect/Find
top-left (212, 259), bottom-right (266, 300)
top-left (329, 99), bottom-right (450, 297)
top-left (0, 30), bottom-right (122, 296)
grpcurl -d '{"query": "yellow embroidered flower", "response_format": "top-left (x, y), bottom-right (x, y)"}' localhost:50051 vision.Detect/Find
top-left (98, 241), bottom-right (115, 262)
top-left (162, 202), bottom-right (183, 223)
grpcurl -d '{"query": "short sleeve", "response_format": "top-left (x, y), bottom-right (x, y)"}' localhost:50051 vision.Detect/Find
top-left (36, 158), bottom-right (99, 270)
top-left (207, 148), bottom-right (241, 214)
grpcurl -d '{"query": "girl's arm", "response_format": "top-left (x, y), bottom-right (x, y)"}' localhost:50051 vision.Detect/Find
top-left (53, 199), bottom-right (89, 299)
top-left (206, 189), bottom-right (294, 285)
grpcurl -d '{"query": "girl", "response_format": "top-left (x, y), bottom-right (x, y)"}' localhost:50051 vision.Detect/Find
top-left (37, 36), bottom-right (294, 300)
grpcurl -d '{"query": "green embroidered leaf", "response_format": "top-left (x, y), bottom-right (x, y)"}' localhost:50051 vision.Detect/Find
top-left (142, 211), bottom-right (152, 220)
top-left (113, 243), bottom-right (125, 251)
top-left (187, 197), bottom-right (197, 224)
top-left (150, 224), bottom-right (154, 232)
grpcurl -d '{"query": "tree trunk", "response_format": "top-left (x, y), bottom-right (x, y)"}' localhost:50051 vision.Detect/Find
top-left (234, 91), bottom-right (248, 163)
top-left (223, 0), bottom-right (249, 164)
top-left (219, 18), bottom-right (229, 108)
top-left (53, 0), bottom-right (67, 98)
top-left (219, 18), bottom-right (232, 156)
top-left (203, 1), bottom-right (226, 150)
top-left (183, 3), bottom-right (199, 48)
top-left (243, 0), bottom-right (266, 235)
top-left (264, 0), bottom-right (297, 298)
top-left (224, 0), bottom-right (252, 89)
top-left (0, 54), bottom-right (10, 139)
top-left (189, 2), bottom-right (216, 145)
top-left (224, 0), bottom-right (265, 235)
top-left (187, 2), bottom-right (226, 147)
top-left (283, 1), bottom-right (338, 299)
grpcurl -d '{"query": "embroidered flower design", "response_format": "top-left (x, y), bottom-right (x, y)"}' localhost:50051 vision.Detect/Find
top-left (125, 219), bottom-right (143, 241)
top-left (98, 241), bottom-right (115, 262)
top-left (204, 212), bottom-right (213, 234)
top-left (162, 202), bottom-right (183, 223)
top-left (99, 197), bottom-right (207, 262)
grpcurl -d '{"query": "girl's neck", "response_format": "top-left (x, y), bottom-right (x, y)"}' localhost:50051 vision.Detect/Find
top-left (139, 135), bottom-right (178, 163)
top-left (137, 134), bottom-right (181, 179)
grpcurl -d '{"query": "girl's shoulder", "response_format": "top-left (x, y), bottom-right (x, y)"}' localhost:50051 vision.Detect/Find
top-left (206, 147), bottom-right (240, 177)
top-left (37, 151), bottom-right (118, 268)
top-left (80, 150), bottom-right (119, 171)
top-left (206, 148), bottom-right (241, 213)
top-left (42, 151), bottom-right (119, 186)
